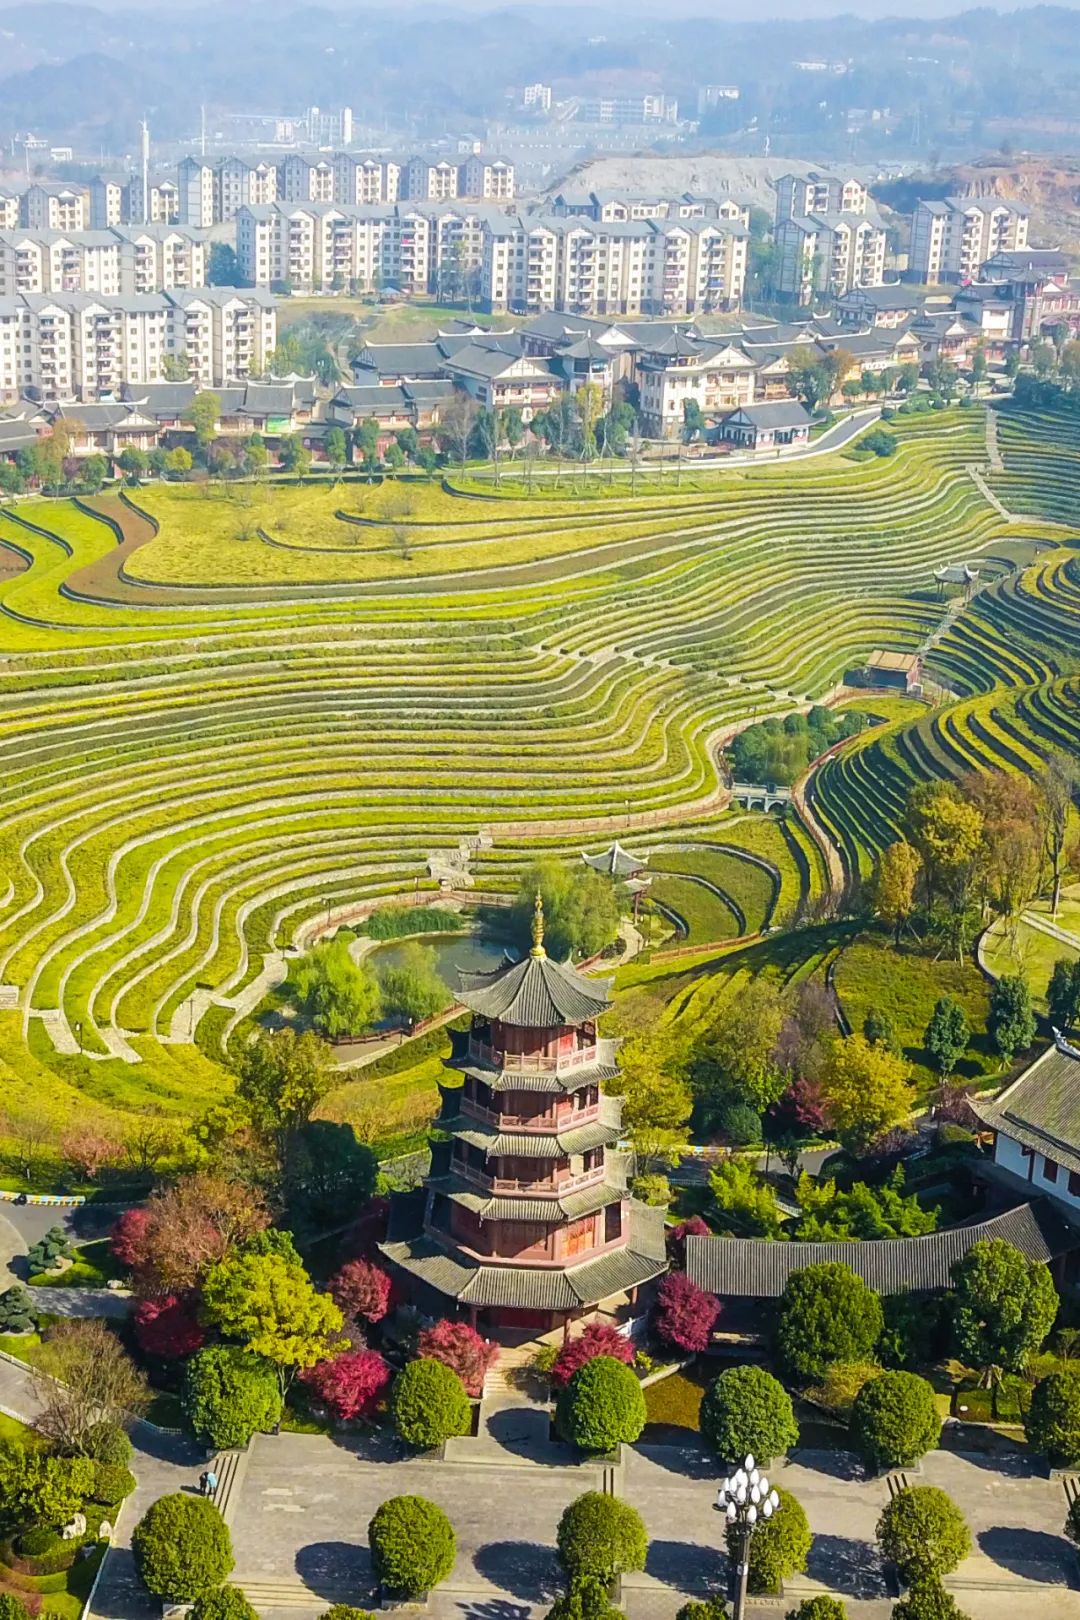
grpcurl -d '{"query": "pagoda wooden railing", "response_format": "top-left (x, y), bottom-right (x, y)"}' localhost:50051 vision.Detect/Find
top-left (467, 1040), bottom-right (599, 1073)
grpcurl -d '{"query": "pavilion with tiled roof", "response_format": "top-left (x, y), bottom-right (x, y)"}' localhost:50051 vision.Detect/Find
top-left (381, 894), bottom-right (667, 1334)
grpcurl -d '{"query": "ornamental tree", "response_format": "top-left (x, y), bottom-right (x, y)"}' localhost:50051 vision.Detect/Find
top-left (850, 1371), bottom-right (941, 1470)
top-left (190, 1587), bottom-right (261, 1620)
top-left (891, 1580), bottom-right (973, 1620)
top-left (0, 1453), bottom-right (93, 1530)
top-left (317, 1609), bottom-right (377, 1620)
top-left (555, 1492), bottom-right (648, 1586)
top-left (776, 1263), bottom-right (884, 1383)
top-left (1024, 1366), bottom-right (1080, 1467)
top-left (652, 1270), bottom-right (721, 1353)
top-left (303, 1349), bottom-right (392, 1422)
top-left (328, 1259), bottom-right (392, 1325)
top-left (390, 1358), bottom-right (471, 1450)
top-left (416, 1321), bottom-right (498, 1398)
top-left (131, 1493), bottom-right (233, 1602)
top-left (556, 1355), bottom-right (647, 1452)
top-left (819, 1034), bottom-right (915, 1156)
top-left (118, 1172), bottom-right (270, 1296)
top-left (367, 1495), bottom-right (456, 1597)
top-left (666, 1215), bottom-right (710, 1261)
top-left (725, 1484), bottom-right (810, 1595)
top-left (950, 1238), bottom-right (1058, 1375)
top-left (700, 1365), bottom-right (799, 1467)
top-left (133, 1295), bottom-right (206, 1360)
top-left (675, 1600), bottom-right (730, 1620)
top-left (183, 1346), bottom-right (283, 1450)
top-left (551, 1323), bottom-right (634, 1389)
top-left (546, 1580), bottom-right (627, 1620)
top-left (923, 998), bottom-right (970, 1079)
top-left (110, 1207), bottom-right (152, 1270)
top-left (988, 975), bottom-right (1036, 1064)
top-left (785, 1602), bottom-right (848, 1620)
top-left (876, 1486), bottom-right (971, 1583)
top-left (200, 1249), bottom-right (344, 1393)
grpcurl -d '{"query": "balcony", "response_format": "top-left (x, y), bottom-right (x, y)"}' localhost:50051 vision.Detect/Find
top-left (466, 1038), bottom-right (599, 1074)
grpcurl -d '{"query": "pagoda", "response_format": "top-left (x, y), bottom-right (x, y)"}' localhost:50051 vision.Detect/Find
top-left (381, 895), bottom-right (667, 1335)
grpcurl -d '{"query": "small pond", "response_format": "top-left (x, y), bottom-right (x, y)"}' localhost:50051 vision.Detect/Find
top-left (367, 932), bottom-right (510, 993)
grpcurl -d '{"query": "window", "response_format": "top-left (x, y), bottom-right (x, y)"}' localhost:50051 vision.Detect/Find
top-left (1069, 1169), bottom-right (1080, 1198)
top-left (1043, 1157), bottom-right (1059, 1184)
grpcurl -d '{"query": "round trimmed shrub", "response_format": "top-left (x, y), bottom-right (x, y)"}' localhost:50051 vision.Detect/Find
top-left (183, 1346), bottom-right (283, 1451)
top-left (675, 1599), bottom-right (731, 1620)
top-left (851, 1371), bottom-right (941, 1470)
top-left (555, 1491), bottom-right (648, 1586)
top-left (317, 1608), bottom-right (377, 1620)
top-left (367, 1494), bottom-right (455, 1597)
top-left (84, 1422), bottom-right (133, 1467)
top-left (785, 1601), bottom-right (848, 1620)
top-left (190, 1587), bottom-right (261, 1620)
top-left (700, 1365), bottom-right (799, 1466)
top-left (555, 1356), bottom-right (646, 1453)
top-left (390, 1358), bottom-right (471, 1450)
top-left (876, 1486), bottom-right (970, 1583)
top-left (546, 1580), bottom-right (626, 1620)
top-left (776, 1263), bottom-right (883, 1383)
top-left (14, 1529), bottom-right (61, 1558)
top-left (891, 1578), bottom-right (973, 1620)
top-left (1025, 1366), bottom-right (1080, 1467)
top-left (89, 1463), bottom-right (137, 1505)
top-left (131, 1493), bottom-right (233, 1602)
top-left (725, 1484), bottom-right (810, 1595)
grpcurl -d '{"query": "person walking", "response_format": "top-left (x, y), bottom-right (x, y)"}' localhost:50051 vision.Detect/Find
top-left (205, 1468), bottom-right (218, 1499)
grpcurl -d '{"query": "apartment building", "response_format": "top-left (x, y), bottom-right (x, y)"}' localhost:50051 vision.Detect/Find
top-left (216, 158), bottom-right (278, 223)
top-left (774, 212), bottom-right (888, 304)
top-left (0, 226), bottom-right (208, 298)
top-left (178, 159), bottom-right (216, 228)
top-left (460, 157), bottom-right (515, 201)
top-left (0, 192), bottom-right (19, 231)
top-left (636, 331), bottom-right (757, 433)
top-left (332, 155), bottom-right (402, 206)
top-left (774, 172), bottom-right (868, 221)
top-left (551, 190), bottom-right (750, 226)
top-left (909, 198), bottom-right (1029, 284)
top-left (405, 158), bottom-right (460, 201)
top-left (0, 286), bottom-right (276, 403)
top-left (279, 154), bottom-right (336, 204)
top-left (91, 174), bottom-right (181, 229)
top-left (575, 93), bottom-right (678, 124)
top-left (21, 184), bottom-right (89, 233)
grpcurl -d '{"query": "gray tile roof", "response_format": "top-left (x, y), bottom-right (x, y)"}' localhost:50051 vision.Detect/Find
top-left (976, 1045), bottom-right (1080, 1172)
top-left (353, 342), bottom-right (446, 378)
top-left (457, 948), bottom-right (612, 1026)
top-left (685, 1200), bottom-right (1078, 1299)
top-left (581, 840), bottom-right (648, 878)
top-left (431, 1170), bottom-right (626, 1224)
top-left (444, 1097), bottom-right (622, 1158)
top-left (724, 402), bottom-right (812, 430)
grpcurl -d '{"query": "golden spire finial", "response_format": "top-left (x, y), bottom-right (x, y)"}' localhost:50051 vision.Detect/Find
top-left (530, 889), bottom-right (547, 958)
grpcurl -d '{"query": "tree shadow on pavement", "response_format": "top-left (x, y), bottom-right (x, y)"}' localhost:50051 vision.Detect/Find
top-left (472, 1540), bottom-right (559, 1603)
top-left (806, 1533), bottom-right (890, 1597)
top-left (633, 1441), bottom-right (718, 1480)
top-left (295, 1539), bottom-right (376, 1603)
top-left (977, 1527), bottom-right (1076, 1584)
top-left (791, 1447), bottom-right (865, 1482)
top-left (646, 1538), bottom-right (728, 1595)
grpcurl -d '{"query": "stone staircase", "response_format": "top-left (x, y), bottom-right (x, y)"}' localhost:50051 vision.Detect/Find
top-left (234, 1577), bottom-right (355, 1612)
top-left (210, 1447), bottom-right (250, 1527)
top-left (484, 1340), bottom-right (538, 1400)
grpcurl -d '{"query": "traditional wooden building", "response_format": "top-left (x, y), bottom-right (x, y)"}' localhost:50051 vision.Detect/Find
top-left (382, 896), bottom-right (667, 1335)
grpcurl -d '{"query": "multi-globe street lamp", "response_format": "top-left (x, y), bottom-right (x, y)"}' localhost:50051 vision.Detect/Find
top-left (716, 1454), bottom-right (780, 1620)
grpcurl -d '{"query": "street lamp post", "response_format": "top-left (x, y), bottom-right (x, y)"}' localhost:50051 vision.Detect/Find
top-left (716, 1454), bottom-right (780, 1620)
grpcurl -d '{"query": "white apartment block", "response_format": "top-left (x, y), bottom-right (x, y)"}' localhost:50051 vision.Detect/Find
top-left (0, 286), bottom-right (275, 403)
top-left (279, 155), bottom-right (336, 204)
top-left (304, 105), bottom-right (353, 146)
top-left (774, 213), bottom-right (887, 304)
top-left (405, 159), bottom-right (460, 201)
top-left (333, 156), bottom-right (402, 206)
top-left (0, 192), bottom-right (19, 231)
top-left (0, 227), bottom-right (208, 298)
top-left (909, 197), bottom-right (1030, 284)
top-left (178, 159), bottom-right (216, 228)
top-left (460, 157), bottom-right (515, 201)
top-left (215, 158), bottom-right (278, 223)
top-left (523, 83), bottom-right (552, 112)
top-left (92, 175), bottom-right (181, 228)
top-left (21, 184), bottom-right (89, 233)
top-left (774, 172), bottom-right (868, 222)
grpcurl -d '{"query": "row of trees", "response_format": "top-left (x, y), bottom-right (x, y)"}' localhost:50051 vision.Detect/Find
top-left (871, 763), bottom-right (1077, 964)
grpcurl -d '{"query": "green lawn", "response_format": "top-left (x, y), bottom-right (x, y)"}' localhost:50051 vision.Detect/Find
top-left (832, 932), bottom-right (997, 1095)
top-left (642, 1364), bottom-right (709, 1438)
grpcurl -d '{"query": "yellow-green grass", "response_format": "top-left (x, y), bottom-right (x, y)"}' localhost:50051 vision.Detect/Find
top-left (832, 933), bottom-right (996, 1095)
top-left (0, 407), bottom-right (1071, 1141)
top-left (982, 912), bottom-right (1080, 1012)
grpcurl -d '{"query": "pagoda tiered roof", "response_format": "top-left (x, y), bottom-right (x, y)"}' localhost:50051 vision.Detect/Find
top-left (383, 1194), bottom-right (667, 1313)
top-left (455, 892), bottom-right (611, 1028)
top-left (445, 1026), bottom-right (620, 1093)
top-left (441, 1094), bottom-right (623, 1158)
top-left (429, 1168), bottom-right (628, 1224)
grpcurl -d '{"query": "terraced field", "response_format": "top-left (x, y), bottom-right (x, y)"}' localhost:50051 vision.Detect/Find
top-left (0, 403), bottom-right (1075, 1143)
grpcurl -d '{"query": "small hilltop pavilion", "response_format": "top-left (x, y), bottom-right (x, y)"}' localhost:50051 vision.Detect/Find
top-left (935, 561), bottom-right (979, 600)
top-left (582, 839), bottom-right (651, 916)
top-left (381, 895), bottom-right (667, 1337)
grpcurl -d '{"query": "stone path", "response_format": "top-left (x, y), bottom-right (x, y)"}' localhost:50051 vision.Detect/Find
top-left (1020, 909), bottom-right (1080, 953)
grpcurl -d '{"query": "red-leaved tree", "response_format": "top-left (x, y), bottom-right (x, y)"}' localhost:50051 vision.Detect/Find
top-left (132, 1294), bottom-right (206, 1360)
top-left (111, 1207), bottom-right (152, 1270)
top-left (328, 1258), bottom-right (392, 1325)
top-left (652, 1271), bottom-right (721, 1353)
top-left (60, 1128), bottom-right (122, 1182)
top-left (666, 1215), bottom-right (710, 1263)
top-left (416, 1320), bottom-right (498, 1397)
top-left (550, 1322), bottom-right (634, 1388)
top-left (302, 1349), bottom-right (392, 1422)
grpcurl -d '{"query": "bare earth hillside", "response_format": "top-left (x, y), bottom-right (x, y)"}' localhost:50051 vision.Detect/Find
top-left (545, 154), bottom-right (875, 212)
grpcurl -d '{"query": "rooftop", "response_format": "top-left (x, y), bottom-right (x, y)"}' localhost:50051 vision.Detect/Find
top-left (456, 894), bottom-right (611, 1028)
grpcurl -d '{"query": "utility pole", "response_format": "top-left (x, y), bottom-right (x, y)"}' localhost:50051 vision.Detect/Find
top-left (141, 119), bottom-right (150, 225)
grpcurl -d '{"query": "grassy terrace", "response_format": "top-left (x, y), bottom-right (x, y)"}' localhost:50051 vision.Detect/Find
top-left (0, 404), bottom-right (1075, 1145)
